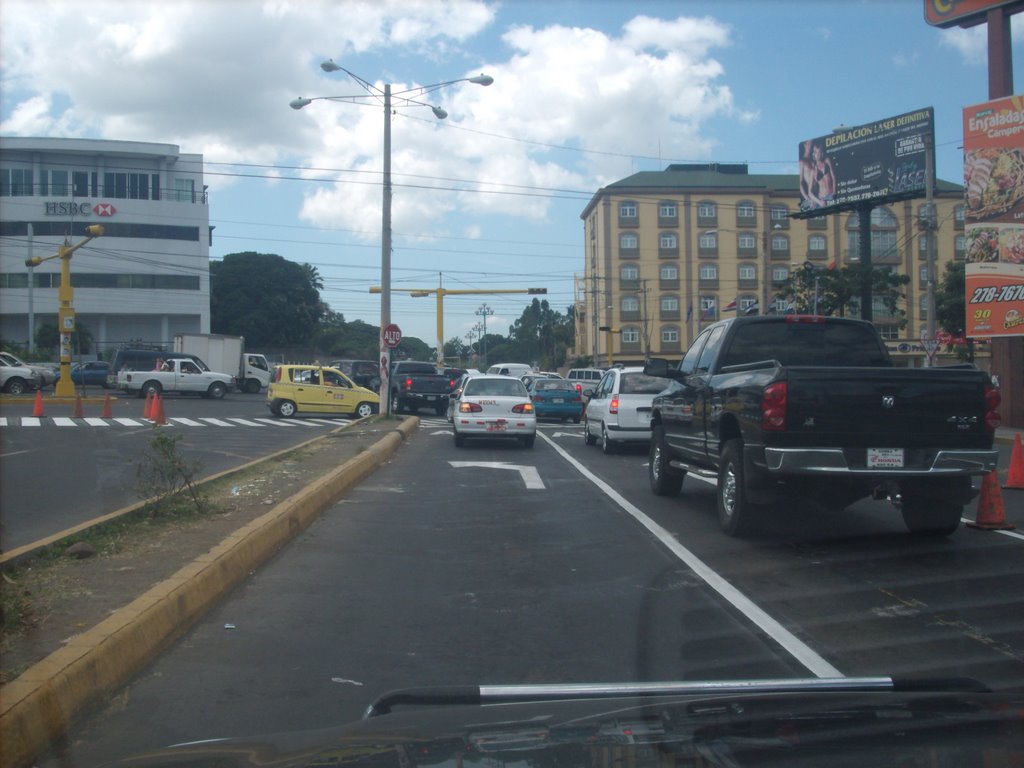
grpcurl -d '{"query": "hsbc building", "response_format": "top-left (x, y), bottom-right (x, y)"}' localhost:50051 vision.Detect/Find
top-left (0, 137), bottom-right (211, 354)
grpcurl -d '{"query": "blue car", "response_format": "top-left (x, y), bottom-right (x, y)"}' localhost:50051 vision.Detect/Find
top-left (529, 379), bottom-right (584, 423)
top-left (56, 360), bottom-right (113, 387)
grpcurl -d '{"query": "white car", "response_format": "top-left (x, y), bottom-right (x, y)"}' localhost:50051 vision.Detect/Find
top-left (0, 358), bottom-right (43, 394)
top-left (583, 367), bottom-right (666, 454)
top-left (452, 375), bottom-right (537, 448)
top-left (0, 352), bottom-right (57, 388)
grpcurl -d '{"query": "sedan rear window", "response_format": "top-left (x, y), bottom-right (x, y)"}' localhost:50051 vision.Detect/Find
top-left (465, 379), bottom-right (527, 397)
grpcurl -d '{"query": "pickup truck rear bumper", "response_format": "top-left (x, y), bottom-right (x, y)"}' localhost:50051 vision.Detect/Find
top-left (762, 447), bottom-right (999, 476)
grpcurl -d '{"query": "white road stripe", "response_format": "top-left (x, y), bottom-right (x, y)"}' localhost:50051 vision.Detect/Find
top-left (226, 418), bottom-right (266, 427)
top-left (83, 418), bottom-right (109, 426)
top-left (22, 418), bottom-right (41, 427)
top-left (539, 431), bottom-right (844, 679)
top-left (53, 417), bottom-right (78, 427)
top-left (253, 418), bottom-right (298, 426)
top-left (0, 417), bottom-right (7, 427)
top-left (198, 418), bottom-right (235, 427)
top-left (169, 417), bottom-right (206, 427)
top-left (114, 418), bottom-right (145, 426)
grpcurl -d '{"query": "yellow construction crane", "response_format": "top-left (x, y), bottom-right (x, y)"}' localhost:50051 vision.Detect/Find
top-left (369, 283), bottom-right (546, 365)
top-left (25, 225), bottom-right (104, 397)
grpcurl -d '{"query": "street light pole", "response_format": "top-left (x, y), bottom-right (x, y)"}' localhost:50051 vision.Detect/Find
top-left (476, 303), bottom-right (494, 367)
top-left (291, 61), bottom-right (493, 414)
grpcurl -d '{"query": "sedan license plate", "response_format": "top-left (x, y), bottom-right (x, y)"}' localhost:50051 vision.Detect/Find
top-left (552, 397), bottom-right (564, 403)
top-left (487, 423), bottom-right (507, 432)
top-left (867, 448), bottom-right (904, 468)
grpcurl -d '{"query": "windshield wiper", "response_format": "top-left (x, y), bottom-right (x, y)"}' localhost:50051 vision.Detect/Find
top-left (363, 676), bottom-right (990, 718)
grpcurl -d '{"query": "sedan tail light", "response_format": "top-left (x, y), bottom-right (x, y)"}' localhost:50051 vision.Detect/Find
top-left (512, 403), bottom-right (535, 414)
top-left (459, 402), bottom-right (483, 413)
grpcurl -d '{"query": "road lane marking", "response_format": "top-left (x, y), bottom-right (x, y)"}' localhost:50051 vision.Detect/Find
top-left (538, 431), bottom-right (844, 679)
top-left (169, 417), bottom-right (206, 426)
top-left (0, 417), bottom-right (6, 427)
top-left (53, 417), bottom-right (78, 426)
top-left (22, 418), bottom-right (41, 427)
top-left (226, 418), bottom-right (267, 427)
top-left (449, 461), bottom-right (545, 489)
top-left (114, 418), bottom-right (145, 426)
top-left (253, 418), bottom-right (299, 426)
top-left (83, 418), bottom-right (109, 426)
top-left (198, 418), bottom-right (236, 427)
top-left (960, 516), bottom-right (1024, 541)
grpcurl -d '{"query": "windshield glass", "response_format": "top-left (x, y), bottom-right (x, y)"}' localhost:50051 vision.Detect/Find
top-left (1, 2), bottom-right (1021, 767)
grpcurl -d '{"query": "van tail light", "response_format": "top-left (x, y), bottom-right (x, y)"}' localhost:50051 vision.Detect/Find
top-left (459, 402), bottom-right (483, 414)
top-left (512, 403), bottom-right (534, 414)
top-left (609, 396), bottom-right (619, 414)
top-left (761, 381), bottom-right (788, 432)
top-left (984, 384), bottom-right (1001, 432)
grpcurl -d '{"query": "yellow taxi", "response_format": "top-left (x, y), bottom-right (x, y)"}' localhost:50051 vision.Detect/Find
top-left (267, 364), bottom-right (380, 418)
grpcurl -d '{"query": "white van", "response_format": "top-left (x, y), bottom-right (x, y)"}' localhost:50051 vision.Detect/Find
top-left (487, 363), bottom-right (533, 378)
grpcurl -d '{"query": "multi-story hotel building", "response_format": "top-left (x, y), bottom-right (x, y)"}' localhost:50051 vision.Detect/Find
top-left (577, 163), bottom-right (967, 365)
top-left (0, 137), bottom-right (210, 354)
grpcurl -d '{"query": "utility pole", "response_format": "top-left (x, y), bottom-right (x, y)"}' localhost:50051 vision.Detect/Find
top-left (922, 131), bottom-right (938, 367)
top-left (476, 303), bottom-right (494, 368)
top-left (25, 224), bottom-right (104, 397)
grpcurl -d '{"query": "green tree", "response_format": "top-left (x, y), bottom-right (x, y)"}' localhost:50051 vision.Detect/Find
top-left (507, 298), bottom-right (574, 369)
top-left (210, 252), bottom-right (324, 347)
top-left (935, 260), bottom-right (974, 362)
top-left (326, 319), bottom-right (379, 359)
top-left (780, 264), bottom-right (909, 326)
top-left (34, 321), bottom-right (94, 355)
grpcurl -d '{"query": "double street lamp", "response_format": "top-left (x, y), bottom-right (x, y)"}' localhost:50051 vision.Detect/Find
top-left (290, 59), bottom-right (493, 412)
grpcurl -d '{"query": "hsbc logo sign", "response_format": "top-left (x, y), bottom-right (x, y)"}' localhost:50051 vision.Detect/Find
top-left (44, 201), bottom-right (117, 217)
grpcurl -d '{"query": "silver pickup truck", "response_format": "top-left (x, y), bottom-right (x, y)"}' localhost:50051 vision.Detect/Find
top-left (117, 357), bottom-right (233, 399)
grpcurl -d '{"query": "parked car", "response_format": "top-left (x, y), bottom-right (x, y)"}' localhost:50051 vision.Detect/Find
top-left (268, 364), bottom-right (380, 418)
top-left (0, 358), bottom-right (43, 394)
top-left (0, 351), bottom-right (57, 388)
top-left (57, 360), bottom-right (113, 388)
top-left (583, 367), bottom-right (665, 453)
top-left (452, 375), bottom-right (536, 448)
top-left (529, 378), bottom-right (584, 423)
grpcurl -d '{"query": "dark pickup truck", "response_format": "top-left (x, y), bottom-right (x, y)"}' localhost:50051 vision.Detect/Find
top-left (389, 361), bottom-right (456, 415)
top-left (644, 315), bottom-right (1001, 537)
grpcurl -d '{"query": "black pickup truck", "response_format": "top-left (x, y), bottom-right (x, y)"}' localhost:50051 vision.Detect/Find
top-left (644, 315), bottom-right (1001, 537)
top-left (389, 361), bottom-right (456, 415)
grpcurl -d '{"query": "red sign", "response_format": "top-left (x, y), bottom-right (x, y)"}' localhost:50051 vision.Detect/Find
top-left (382, 323), bottom-right (402, 348)
top-left (924, 0), bottom-right (1024, 28)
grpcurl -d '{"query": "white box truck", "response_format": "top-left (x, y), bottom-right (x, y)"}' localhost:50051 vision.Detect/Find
top-left (172, 333), bottom-right (271, 393)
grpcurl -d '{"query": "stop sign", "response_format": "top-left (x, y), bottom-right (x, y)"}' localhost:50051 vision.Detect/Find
top-left (382, 323), bottom-right (402, 348)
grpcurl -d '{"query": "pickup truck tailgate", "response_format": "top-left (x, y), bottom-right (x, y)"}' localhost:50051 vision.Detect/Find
top-left (781, 367), bottom-right (992, 449)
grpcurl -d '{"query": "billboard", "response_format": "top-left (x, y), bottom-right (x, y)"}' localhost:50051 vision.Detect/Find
top-left (924, 0), bottom-right (1024, 29)
top-left (797, 108), bottom-right (935, 217)
top-left (963, 95), bottom-right (1024, 338)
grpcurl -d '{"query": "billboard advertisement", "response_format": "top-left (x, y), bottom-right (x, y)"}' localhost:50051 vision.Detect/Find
top-left (797, 108), bottom-right (935, 217)
top-left (963, 95), bottom-right (1024, 338)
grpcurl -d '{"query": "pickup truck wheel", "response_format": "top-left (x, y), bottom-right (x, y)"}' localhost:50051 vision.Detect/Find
top-left (718, 439), bottom-right (766, 537)
top-left (275, 399), bottom-right (297, 418)
top-left (355, 401), bottom-right (374, 419)
top-left (207, 382), bottom-right (227, 399)
top-left (600, 423), bottom-right (617, 454)
top-left (901, 500), bottom-right (963, 536)
top-left (390, 394), bottom-right (404, 414)
top-left (4, 377), bottom-right (27, 395)
top-left (649, 425), bottom-right (684, 496)
top-left (142, 381), bottom-right (162, 398)
top-left (583, 416), bottom-right (597, 446)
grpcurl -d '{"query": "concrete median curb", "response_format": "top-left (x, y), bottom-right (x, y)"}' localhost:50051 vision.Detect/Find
top-left (0, 416), bottom-right (420, 768)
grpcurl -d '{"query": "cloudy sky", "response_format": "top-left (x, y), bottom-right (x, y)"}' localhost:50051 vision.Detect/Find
top-left (2, 0), bottom-right (1021, 348)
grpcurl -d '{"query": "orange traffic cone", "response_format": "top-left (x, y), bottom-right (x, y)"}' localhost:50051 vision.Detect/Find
top-left (967, 470), bottom-right (1016, 530)
top-left (143, 391), bottom-right (153, 420)
top-left (32, 389), bottom-right (44, 417)
top-left (73, 393), bottom-right (84, 418)
top-left (153, 393), bottom-right (167, 426)
top-left (102, 393), bottom-right (113, 419)
top-left (1004, 433), bottom-right (1024, 490)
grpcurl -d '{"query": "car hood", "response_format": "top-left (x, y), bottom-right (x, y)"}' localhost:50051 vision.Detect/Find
top-left (103, 679), bottom-right (1024, 767)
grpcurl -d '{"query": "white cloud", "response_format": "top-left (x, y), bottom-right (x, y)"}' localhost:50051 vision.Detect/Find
top-left (940, 15), bottom-right (1024, 63)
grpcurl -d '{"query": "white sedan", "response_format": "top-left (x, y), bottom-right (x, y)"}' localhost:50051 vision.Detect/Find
top-left (452, 375), bottom-right (537, 448)
top-left (583, 367), bottom-right (666, 453)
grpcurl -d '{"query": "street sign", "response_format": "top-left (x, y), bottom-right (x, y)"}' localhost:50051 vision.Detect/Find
top-left (382, 323), bottom-right (402, 348)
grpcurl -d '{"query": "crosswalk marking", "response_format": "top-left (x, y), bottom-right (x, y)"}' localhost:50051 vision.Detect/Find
top-left (22, 417), bottom-right (41, 427)
top-left (84, 418), bottom-right (109, 426)
top-left (169, 417), bottom-right (206, 427)
top-left (54, 417), bottom-right (78, 427)
top-left (114, 417), bottom-right (145, 426)
top-left (0, 415), bottom-right (347, 429)
top-left (226, 418), bottom-right (266, 427)
top-left (253, 417), bottom-right (298, 426)
top-left (198, 418), bottom-right (235, 427)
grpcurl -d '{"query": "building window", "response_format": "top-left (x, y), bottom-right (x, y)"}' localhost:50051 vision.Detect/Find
top-left (620, 202), bottom-right (637, 218)
top-left (736, 200), bottom-right (756, 224)
top-left (699, 232), bottom-right (717, 249)
top-left (660, 232), bottom-right (678, 249)
top-left (739, 263), bottom-right (757, 282)
top-left (698, 201), bottom-right (717, 219)
top-left (660, 264), bottom-right (678, 281)
top-left (919, 264), bottom-right (929, 285)
top-left (955, 234), bottom-right (966, 260)
top-left (772, 265), bottom-right (790, 283)
top-left (622, 327), bottom-right (640, 343)
top-left (809, 234), bottom-right (827, 257)
top-left (739, 295), bottom-right (758, 314)
top-left (738, 232), bottom-right (757, 251)
top-left (661, 296), bottom-right (679, 312)
top-left (770, 234), bottom-right (790, 256)
top-left (659, 202), bottom-right (677, 218)
top-left (620, 232), bottom-right (638, 249)
top-left (770, 205), bottom-right (789, 227)
top-left (621, 296), bottom-right (639, 312)
top-left (661, 327), bottom-right (679, 344)
top-left (954, 204), bottom-right (965, 230)
top-left (44, 170), bottom-right (69, 196)
top-left (699, 263), bottom-right (718, 281)
top-left (918, 234), bottom-right (930, 258)
top-left (1, 168), bottom-right (34, 196)
top-left (620, 264), bottom-right (639, 281)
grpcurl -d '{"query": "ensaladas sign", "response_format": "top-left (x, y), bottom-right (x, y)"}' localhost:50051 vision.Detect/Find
top-left (963, 94), bottom-right (1024, 338)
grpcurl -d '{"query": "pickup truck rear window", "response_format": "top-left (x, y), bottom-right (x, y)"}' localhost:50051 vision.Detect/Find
top-left (719, 322), bottom-right (891, 369)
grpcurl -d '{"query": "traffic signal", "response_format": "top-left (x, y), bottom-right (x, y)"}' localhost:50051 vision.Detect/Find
top-left (85, 224), bottom-right (105, 237)
top-left (527, 288), bottom-right (547, 294)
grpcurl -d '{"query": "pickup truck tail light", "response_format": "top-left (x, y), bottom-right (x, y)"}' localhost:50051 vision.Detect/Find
top-left (459, 402), bottom-right (483, 413)
top-left (761, 382), bottom-right (788, 431)
top-left (512, 403), bottom-right (535, 414)
top-left (609, 396), bottom-right (619, 414)
top-left (984, 384), bottom-right (1001, 431)
top-left (404, 377), bottom-right (414, 391)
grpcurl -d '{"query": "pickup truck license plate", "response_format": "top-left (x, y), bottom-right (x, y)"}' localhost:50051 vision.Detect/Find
top-left (867, 448), bottom-right (904, 468)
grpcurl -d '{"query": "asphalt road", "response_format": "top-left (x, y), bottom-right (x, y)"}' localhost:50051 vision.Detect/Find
top-left (0, 392), bottom-right (360, 551)
top-left (38, 416), bottom-right (1024, 767)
